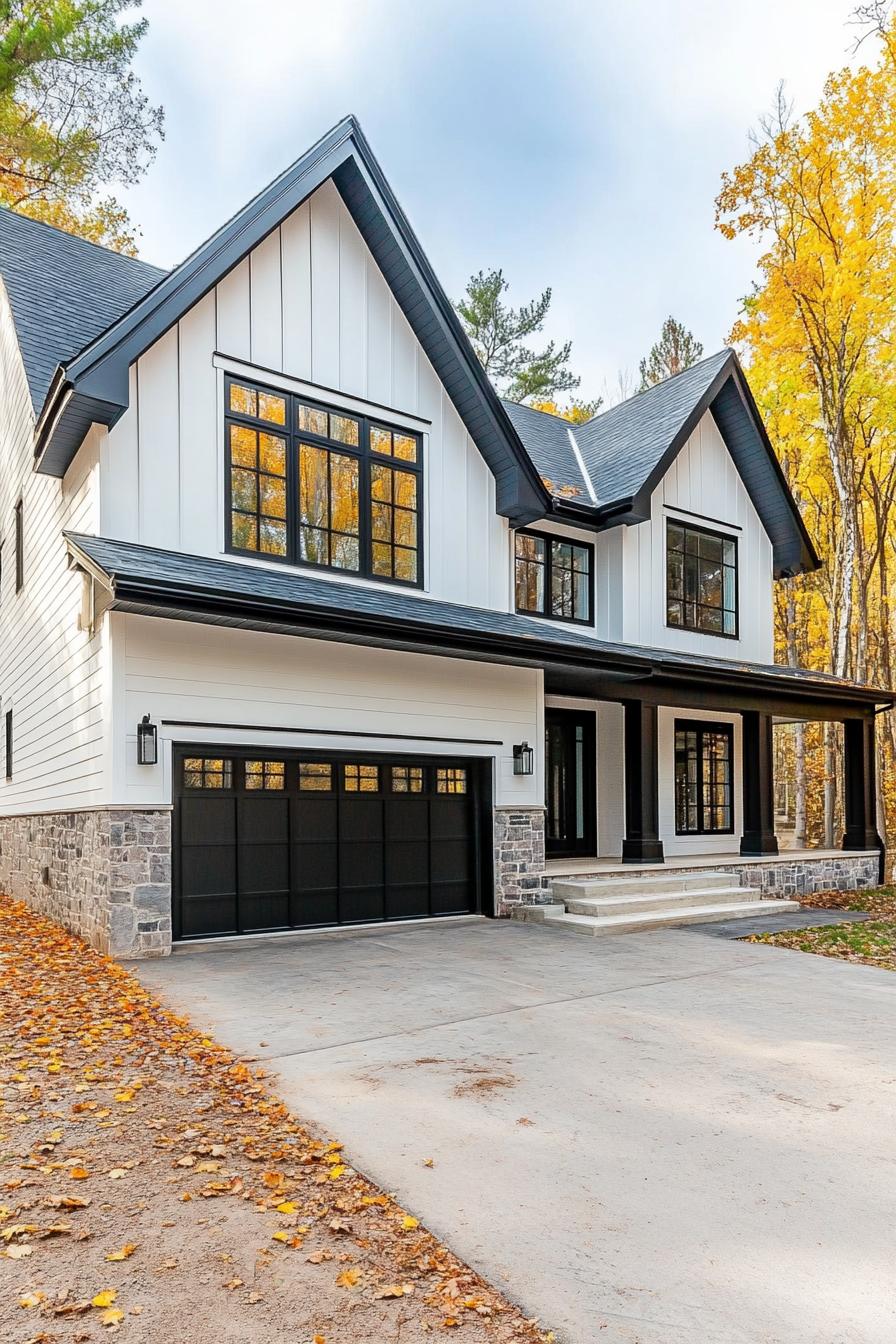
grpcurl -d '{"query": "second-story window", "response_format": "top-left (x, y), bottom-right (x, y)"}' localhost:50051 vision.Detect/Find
top-left (226, 377), bottom-right (422, 587)
top-left (515, 529), bottom-right (593, 625)
top-left (666, 519), bottom-right (737, 637)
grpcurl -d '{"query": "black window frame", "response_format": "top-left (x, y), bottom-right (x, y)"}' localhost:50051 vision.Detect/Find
top-left (673, 719), bottom-right (734, 836)
top-left (514, 528), bottom-right (594, 626)
top-left (4, 708), bottom-right (12, 780)
top-left (224, 375), bottom-right (424, 590)
top-left (666, 517), bottom-right (738, 640)
top-left (14, 499), bottom-right (23, 593)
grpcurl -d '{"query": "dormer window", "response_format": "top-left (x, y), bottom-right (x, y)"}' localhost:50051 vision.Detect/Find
top-left (515, 529), bottom-right (593, 624)
top-left (225, 376), bottom-right (422, 587)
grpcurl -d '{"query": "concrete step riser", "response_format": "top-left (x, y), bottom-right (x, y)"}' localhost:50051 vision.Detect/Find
top-left (542, 899), bottom-right (801, 937)
top-left (551, 873), bottom-right (737, 901)
top-left (565, 887), bottom-right (749, 917)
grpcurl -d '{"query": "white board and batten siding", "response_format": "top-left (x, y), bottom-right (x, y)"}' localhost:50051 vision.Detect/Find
top-left (0, 284), bottom-right (108, 815)
top-left (100, 179), bottom-right (510, 614)
top-left (110, 614), bottom-right (543, 810)
top-left (594, 410), bottom-right (775, 664)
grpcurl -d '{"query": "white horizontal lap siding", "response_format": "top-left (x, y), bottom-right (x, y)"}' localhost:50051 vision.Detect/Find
top-left (102, 180), bottom-right (509, 611)
top-left (0, 288), bottom-right (107, 814)
top-left (592, 411), bottom-right (774, 662)
top-left (111, 614), bottom-right (541, 809)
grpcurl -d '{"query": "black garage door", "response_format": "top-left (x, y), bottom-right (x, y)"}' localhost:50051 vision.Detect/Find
top-left (173, 748), bottom-right (484, 940)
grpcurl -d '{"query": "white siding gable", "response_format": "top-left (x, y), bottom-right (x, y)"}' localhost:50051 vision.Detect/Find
top-left (594, 409), bottom-right (775, 663)
top-left (100, 180), bottom-right (510, 613)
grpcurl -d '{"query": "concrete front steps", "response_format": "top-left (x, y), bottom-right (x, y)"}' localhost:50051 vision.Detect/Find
top-left (511, 870), bottom-right (801, 937)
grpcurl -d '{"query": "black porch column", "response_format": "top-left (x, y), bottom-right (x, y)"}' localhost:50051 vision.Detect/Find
top-left (740, 710), bottom-right (778, 856)
top-left (622, 700), bottom-right (664, 864)
top-left (842, 716), bottom-right (881, 850)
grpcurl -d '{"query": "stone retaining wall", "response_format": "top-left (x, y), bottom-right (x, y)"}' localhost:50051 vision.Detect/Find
top-left (493, 807), bottom-right (551, 914)
top-left (0, 810), bottom-right (172, 959)
top-left (535, 851), bottom-right (880, 903)
top-left (719, 852), bottom-right (880, 897)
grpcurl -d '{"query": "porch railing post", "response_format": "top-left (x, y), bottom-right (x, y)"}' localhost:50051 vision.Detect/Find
top-left (621, 700), bottom-right (664, 864)
top-left (740, 710), bottom-right (778, 856)
top-left (842, 715), bottom-right (881, 852)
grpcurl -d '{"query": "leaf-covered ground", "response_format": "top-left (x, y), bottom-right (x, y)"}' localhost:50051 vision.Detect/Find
top-left (0, 896), bottom-right (554, 1343)
top-left (747, 885), bottom-right (896, 971)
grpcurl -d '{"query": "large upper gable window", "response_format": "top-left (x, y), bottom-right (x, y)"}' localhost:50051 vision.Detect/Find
top-left (515, 529), bottom-right (593, 625)
top-left (666, 519), bottom-right (737, 638)
top-left (226, 376), bottom-right (422, 587)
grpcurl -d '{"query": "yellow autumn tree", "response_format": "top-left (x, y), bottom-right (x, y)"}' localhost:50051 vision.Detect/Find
top-left (716, 23), bottom-right (896, 847)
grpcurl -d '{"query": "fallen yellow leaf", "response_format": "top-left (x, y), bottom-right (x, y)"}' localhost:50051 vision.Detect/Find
top-left (275, 1200), bottom-right (297, 1214)
top-left (105, 1243), bottom-right (138, 1261)
top-left (327, 1164), bottom-right (346, 1180)
top-left (401, 1215), bottom-right (419, 1230)
top-left (92, 1289), bottom-right (117, 1308)
top-left (271, 1230), bottom-right (290, 1243)
top-left (336, 1267), bottom-right (361, 1288)
top-left (20, 1290), bottom-right (46, 1308)
top-left (70, 1166), bottom-right (89, 1180)
top-left (101, 1307), bottom-right (125, 1326)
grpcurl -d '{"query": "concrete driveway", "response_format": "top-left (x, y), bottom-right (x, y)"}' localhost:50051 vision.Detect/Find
top-left (134, 919), bottom-right (896, 1344)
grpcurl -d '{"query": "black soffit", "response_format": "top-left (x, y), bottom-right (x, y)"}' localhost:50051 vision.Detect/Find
top-left (64, 532), bottom-right (890, 713)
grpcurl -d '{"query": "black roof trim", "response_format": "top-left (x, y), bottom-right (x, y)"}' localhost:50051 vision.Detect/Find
top-left (64, 533), bottom-right (886, 711)
top-left (35, 116), bottom-right (548, 521)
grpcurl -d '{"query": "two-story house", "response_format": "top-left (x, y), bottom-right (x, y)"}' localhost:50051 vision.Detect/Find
top-left (0, 117), bottom-right (888, 958)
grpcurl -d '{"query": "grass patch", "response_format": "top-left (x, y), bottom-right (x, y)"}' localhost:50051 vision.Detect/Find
top-left (748, 885), bottom-right (896, 970)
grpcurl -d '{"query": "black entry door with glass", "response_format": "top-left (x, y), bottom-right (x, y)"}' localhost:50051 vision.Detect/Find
top-left (545, 709), bottom-right (596, 858)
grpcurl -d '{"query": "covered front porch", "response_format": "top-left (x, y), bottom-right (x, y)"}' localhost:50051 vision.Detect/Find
top-left (541, 666), bottom-right (889, 895)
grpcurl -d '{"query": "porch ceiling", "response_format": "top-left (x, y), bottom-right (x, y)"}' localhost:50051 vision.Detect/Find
top-left (64, 532), bottom-right (892, 722)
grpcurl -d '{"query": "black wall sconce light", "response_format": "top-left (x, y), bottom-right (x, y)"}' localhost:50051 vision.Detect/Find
top-left (137, 714), bottom-right (158, 766)
top-left (513, 741), bottom-right (534, 775)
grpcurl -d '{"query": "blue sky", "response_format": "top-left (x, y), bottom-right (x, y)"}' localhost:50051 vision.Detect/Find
top-left (121, 0), bottom-right (865, 399)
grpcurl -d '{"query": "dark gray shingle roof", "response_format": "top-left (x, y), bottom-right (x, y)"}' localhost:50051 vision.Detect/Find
top-left (574, 351), bottom-right (731, 502)
top-left (501, 351), bottom-right (732, 507)
top-left (0, 208), bottom-right (167, 412)
top-left (64, 532), bottom-right (882, 702)
top-left (500, 399), bottom-right (590, 499)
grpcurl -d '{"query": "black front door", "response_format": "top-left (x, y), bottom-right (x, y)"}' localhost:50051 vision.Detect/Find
top-left (545, 709), bottom-right (596, 858)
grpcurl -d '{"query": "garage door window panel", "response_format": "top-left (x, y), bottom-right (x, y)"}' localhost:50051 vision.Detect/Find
top-left (245, 759), bottom-right (285, 790)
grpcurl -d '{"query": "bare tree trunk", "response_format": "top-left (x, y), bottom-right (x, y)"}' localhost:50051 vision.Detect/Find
top-left (794, 721), bottom-right (807, 846)
top-left (824, 722), bottom-right (836, 849)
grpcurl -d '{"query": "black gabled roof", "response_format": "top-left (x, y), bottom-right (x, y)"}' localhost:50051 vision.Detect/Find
top-left (1, 120), bottom-right (817, 574)
top-left (29, 116), bottom-right (549, 525)
top-left (0, 208), bottom-right (166, 413)
top-left (505, 350), bottom-right (820, 576)
top-left (64, 532), bottom-right (884, 709)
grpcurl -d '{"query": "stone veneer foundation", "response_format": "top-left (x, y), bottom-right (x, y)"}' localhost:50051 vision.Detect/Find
top-left (493, 807), bottom-right (551, 914)
top-left (0, 809), bottom-right (172, 959)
